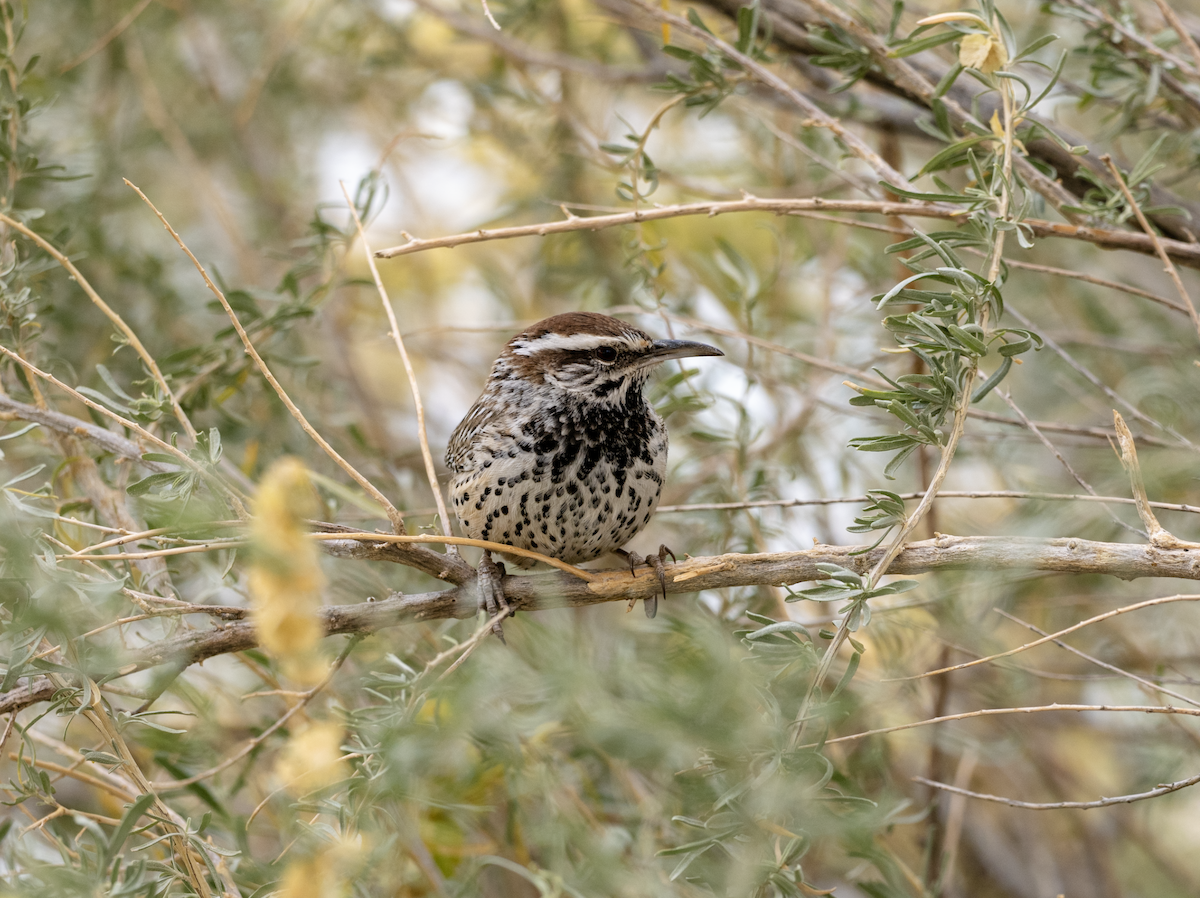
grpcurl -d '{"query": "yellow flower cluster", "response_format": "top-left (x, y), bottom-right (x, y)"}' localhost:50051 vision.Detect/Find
top-left (249, 457), bottom-right (327, 684)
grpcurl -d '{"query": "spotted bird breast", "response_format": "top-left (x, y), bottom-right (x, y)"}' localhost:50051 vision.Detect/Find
top-left (449, 395), bottom-right (668, 565)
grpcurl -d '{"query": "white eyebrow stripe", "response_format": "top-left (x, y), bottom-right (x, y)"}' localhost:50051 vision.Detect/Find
top-left (511, 333), bottom-right (634, 356)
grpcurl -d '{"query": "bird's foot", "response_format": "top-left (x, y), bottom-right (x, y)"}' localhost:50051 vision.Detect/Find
top-left (616, 544), bottom-right (677, 618)
top-left (477, 551), bottom-right (511, 643)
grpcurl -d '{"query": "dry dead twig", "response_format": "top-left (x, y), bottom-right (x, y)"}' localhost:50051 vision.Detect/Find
top-left (1112, 410), bottom-right (1200, 549)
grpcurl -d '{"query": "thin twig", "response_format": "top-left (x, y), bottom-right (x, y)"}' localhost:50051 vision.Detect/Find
top-left (1060, 0), bottom-right (1200, 79)
top-left (7, 753), bottom-right (138, 802)
top-left (1151, 0), bottom-right (1200, 72)
top-left (803, 0), bottom-right (1079, 214)
top-left (0, 212), bottom-right (198, 446)
top-left (434, 607), bottom-right (513, 682)
top-left (1001, 257), bottom-right (1188, 315)
top-left (125, 179), bottom-right (406, 534)
top-left (888, 593), bottom-right (1200, 682)
top-left (340, 181), bottom-right (454, 544)
top-left (59, 0), bottom-right (154, 72)
top-left (1111, 411), bottom-right (1199, 549)
top-left (71, 522), bottom-right (241, 554)
top-left (998, 390), bottom-right (1145, 537)
top-left (57, 540), bottom-right (242, 562)
top-left (1101, 153), bottom-right (1200, 340)
top-left (314, 533), bottom-right (594, 580)
top-left (479, 0), bottom-right (501, 30)
top-left (626, 0), bottom-right (905, 190)
top-left (148, 638), bottom-right (358, 790)
top-left (375, 197), bottom-right (953, 257)
top-left (808, 702), bottom-right (1200, 750)
top-left (995, 608), bottom-right (1200, 709)
top-left (0, 345), bottom-right (235, 500)
top-left (966, 408), bottom-right (1171, 447)
top-left (656, 489), bottom-right (1200, 515)
top-left (408, 0), bottom-right (653, 82)
top-left (61, 531), bottom-right (596, 581)
top-left (372, 196), bottom-right (1200, 268)
top-left (0, 392), bottom-right (177, 472)
top-left (913, 772), bottom-right (1200, 810)
top-left (1007, 306), bottom-right (1197, 450)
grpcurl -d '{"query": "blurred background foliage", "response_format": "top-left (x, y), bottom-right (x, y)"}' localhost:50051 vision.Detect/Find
top-left (2, 0), bottom-right (1200, 894)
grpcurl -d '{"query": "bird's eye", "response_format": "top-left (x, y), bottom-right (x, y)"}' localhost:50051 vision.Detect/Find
top-left (595, 346), bottom-right (618, 363)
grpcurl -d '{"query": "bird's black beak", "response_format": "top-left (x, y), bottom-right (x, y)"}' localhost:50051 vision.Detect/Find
top-left (639, 338), bottom-right (724, 366)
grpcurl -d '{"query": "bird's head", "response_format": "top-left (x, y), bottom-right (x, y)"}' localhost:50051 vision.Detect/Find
top-left (498, 312), bottom-right (723, 405)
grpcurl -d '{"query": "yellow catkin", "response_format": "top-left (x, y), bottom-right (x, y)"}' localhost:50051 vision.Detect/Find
top-left (277, 852), bottom-right (339, 898)
top-left (277, 836), bottom-right (365, 898)
top-left (249, 457), bottom-right (326, 684)
top-left (275, 721), bottom-right (349, 795)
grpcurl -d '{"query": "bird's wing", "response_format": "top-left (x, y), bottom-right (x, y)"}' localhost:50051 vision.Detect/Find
top-left (445, 395), bottom-right (498, 473)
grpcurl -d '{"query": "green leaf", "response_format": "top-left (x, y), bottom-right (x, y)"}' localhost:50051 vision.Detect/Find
top-left (661, 45), bottom-right (701, 63)
top-left (877, 182), bottom-right (972, 203)
top-left (933, 61), bottom-right (965, 98)
top-left (889, 30), bottom-right (960, 58)
top-left (81, 750), bottom-right (124, 767)
top-left (127, 472), bottom-right (186, 496)
top-left (997, 336), bottom-right (1034, 356)
top-left (915, 135), bottom-right (995, 177)
top-left (1013, 32), bottom-right (1059, 61)
top-left (849, 434), bottom-right (919, 452)
top-left (686, 8), bottom-right (714, 34)
top-left (882, 443), bottom-right (920, 479)
top-left (868, 579), bottom-right (920, 597)
top-left (792, 584), bottom-right (856, 602)
top-left (103, 793), bottom-right (156, 866)
top-left (140, 452), bottom-right (181, 464)
top-left (946, 323), bottom-right (988, 355)
top-left (746, 621), bottom-right (814, 640)
top-left (829, 649), bottom-right (862, 699)
top-left (971, 356), bottom-right (1012, 401)
top-left (0, 422), bottom-right (38, 441)
top-left (736, 3), bottom-right (759, 53)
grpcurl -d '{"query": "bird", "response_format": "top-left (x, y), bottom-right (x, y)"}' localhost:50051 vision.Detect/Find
top-left (445, 311), bottom-right (723, 638)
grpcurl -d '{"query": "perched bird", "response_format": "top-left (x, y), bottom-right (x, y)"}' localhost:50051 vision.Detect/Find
top-left (445, 312), bottom-right (723, 635)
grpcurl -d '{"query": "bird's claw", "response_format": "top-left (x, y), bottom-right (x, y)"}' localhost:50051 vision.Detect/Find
top-left (620, 544), bottom-right (676, 618)
top-left (477, 551), bottom-right (511, 643)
